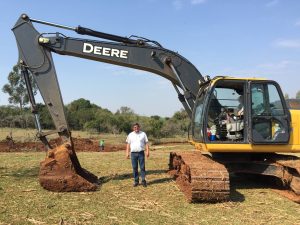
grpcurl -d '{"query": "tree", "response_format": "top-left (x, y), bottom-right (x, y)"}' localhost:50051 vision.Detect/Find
top-left (116, 106), bottom-right (135, 115)
top-left (37, 103), bottom-right (55, 129)
top-left (148, 116), bottom-right (164, 138)
top-left (67, 98), bottom-right (95, 111)
top-left (67, 98), bottom-right (99, 130)
top-left (160, 120), bottom-right (181, 137)
top-left (84, 109), bottom-right (115, 133)
top-left (115, 106), bottom-right (137, 133)
top-left (172, 108), bottom-right (190, 133)
top-left (173, 108), bottom-right (189, 121)
top-left (296, 90), bottom-right (300, 99)
top-left (0, 105), bottom-right (35, 128)
top-left (2, 64), bottom-right (37, 110)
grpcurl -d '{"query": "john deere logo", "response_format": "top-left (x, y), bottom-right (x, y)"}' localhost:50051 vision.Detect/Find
top-left (83, 43), bottom-right (128, 59)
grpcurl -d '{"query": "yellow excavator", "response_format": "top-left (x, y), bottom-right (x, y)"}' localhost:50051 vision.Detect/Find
top-left (12, 14), bottom-right (300, 202)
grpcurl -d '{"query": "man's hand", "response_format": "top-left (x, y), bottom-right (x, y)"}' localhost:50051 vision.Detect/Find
top-left (146, 143), bottom-right (150, 158)
top-left (126, 143), bottom-right (130, 159)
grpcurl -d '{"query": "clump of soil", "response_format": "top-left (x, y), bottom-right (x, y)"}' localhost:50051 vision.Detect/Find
top-left (273, 189), bottom-right (300, 203)
top-left (39, 142), bottom-right (98, 192)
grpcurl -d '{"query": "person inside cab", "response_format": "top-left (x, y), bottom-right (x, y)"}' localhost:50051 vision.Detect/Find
top-left (237, 95), bottom-right (244, 116)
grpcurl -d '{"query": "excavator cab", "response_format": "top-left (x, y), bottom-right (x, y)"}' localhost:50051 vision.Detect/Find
top-left (169, 77), bottom-right (300, 203)
top-left (191, 77), bottom-right (291, 149)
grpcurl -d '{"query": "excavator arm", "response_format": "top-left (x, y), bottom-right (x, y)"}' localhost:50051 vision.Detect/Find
top-left (11, 14), bottom-right (204, 192)
top-left (12, 14), bottom-right (204, 145)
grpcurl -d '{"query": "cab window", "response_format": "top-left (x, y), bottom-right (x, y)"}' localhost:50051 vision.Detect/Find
top-left (192, 90), bottom-right (206, 140)
top-left (205, 81), bottom-right (245, 142)
top-left (251, 82), bottom-right (289, 143)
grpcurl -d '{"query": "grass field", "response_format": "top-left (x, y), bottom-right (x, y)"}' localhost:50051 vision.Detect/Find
top-left (0, 128), bottom-right (127, 143)
top-left (1, 143), bottom-right (300, 225)
top-left (0, 128), bottom-right (187, 145)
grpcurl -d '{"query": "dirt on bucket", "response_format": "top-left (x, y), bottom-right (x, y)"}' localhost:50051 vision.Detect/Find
top-left (39, 142), bottom-right (98, 192)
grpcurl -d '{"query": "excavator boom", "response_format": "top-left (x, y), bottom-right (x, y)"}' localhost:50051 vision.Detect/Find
top-left (13, 14), bottom-right (204, 137)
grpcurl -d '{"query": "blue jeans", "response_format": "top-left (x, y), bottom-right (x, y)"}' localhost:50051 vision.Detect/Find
top-left (131, 151), bottom-right (146, 184)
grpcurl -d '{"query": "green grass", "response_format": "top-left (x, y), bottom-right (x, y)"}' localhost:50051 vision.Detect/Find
top-left (1, 145), bottom-right (300, 225)
top-left (0, 128), bottom-right (38, 142)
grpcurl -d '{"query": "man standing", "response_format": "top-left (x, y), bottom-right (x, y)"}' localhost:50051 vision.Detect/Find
top-left (99, 139), bottom-right (105, 151)
top-left (126, 123), bottom-right (149, 187)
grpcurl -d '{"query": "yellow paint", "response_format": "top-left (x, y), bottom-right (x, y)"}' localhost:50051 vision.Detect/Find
top-left (211, 76), bottom-right (267, 85)
top-left (290, 110), bottom-right (300, 145)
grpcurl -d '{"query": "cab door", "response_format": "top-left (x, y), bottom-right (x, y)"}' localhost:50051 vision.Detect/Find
top-left (250, 81), bottom-right (290, 144)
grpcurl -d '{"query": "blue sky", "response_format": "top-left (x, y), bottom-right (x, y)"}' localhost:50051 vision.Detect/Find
top-left (1, 0), bottom-right (300, 117)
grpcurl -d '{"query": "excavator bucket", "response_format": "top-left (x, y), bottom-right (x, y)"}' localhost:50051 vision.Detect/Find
top-left (39, 142), bottom-right (98, 192)
top-left (11, 15), bottom-right (97, 192)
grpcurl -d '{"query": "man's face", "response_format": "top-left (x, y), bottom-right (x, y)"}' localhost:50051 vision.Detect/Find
top-left (133, 125), bottom-right (140, 133)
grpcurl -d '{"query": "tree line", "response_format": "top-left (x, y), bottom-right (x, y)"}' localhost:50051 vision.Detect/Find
top-left (2, 64), bottom-right (300, 138)
top-left (0, 99), bottom-right (190, 138)
top-left (1, 65), bottom-right (190, 138)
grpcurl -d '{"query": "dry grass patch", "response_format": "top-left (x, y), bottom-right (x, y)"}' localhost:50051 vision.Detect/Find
top-left (1, 146), bottom-right (300, 224)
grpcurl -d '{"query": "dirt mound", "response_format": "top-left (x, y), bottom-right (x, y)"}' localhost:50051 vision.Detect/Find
top-left (0, 139), bottom-right (44, 152)
top-left (39, 142), bottom-right (98, 192)
top-left (71, 138), bottom-right (126, 152)
top-left (0, 137), bottom-right (126, 152)
top-left (286, 99), bottom-right (300, 109)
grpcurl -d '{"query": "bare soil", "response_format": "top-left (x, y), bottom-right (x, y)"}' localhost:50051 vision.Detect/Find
top-left (0, 137), bottom-right (126, 152)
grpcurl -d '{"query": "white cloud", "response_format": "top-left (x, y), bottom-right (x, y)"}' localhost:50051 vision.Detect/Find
top-left (191, 0), bottom-right (206, 5)
top-left (266, 0), bottom-right (279, 7)
top-left (273, 39), bottom-right (300, 48)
